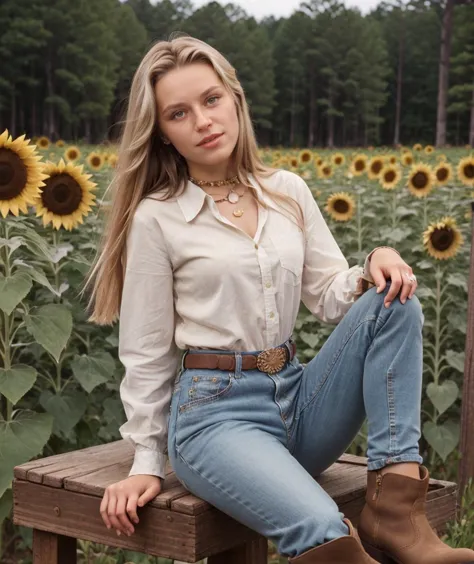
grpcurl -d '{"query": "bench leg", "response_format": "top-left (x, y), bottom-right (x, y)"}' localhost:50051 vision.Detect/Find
top-left (208, 536), bottom-right (267, 564)
top-left (33, 529), bottom-right (76, 564)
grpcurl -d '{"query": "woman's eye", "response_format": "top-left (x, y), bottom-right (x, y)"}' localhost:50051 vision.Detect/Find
top-left (171, 96), bottom-right (220, 120)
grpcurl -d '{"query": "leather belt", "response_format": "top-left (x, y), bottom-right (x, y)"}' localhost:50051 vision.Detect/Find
top-left (183, 339), bottom-right (296, 375)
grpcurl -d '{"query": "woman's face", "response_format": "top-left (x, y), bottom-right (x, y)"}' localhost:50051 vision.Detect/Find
top-left (155, 62), bottom-right (240, 179)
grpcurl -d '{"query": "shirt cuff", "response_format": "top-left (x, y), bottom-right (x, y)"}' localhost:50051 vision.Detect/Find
top-left (128, 444), bottom-right (167, 480)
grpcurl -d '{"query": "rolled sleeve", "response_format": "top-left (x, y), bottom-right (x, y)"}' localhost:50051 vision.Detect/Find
top-left (118, 205), bottom-right (180, 479)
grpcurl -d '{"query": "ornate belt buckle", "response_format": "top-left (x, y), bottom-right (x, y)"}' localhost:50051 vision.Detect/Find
top-left (256, 347), bottom-right (287, 374)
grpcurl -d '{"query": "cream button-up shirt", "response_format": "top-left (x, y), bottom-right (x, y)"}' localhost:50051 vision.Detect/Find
top-left (118, 169), bottom-right (378, 479)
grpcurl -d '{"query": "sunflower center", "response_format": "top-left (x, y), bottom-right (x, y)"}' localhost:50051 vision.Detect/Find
top-left (0, 148), bottom-right (28, 200)
top-left (412, 171), bottom-right (428, 189)
top-left (463, 164), bottom-right (474, 179)
top-left (334, 199), bottom-right (349, 214)
top-left (384, 170), bottom-right (396, 183)
top-left (323, 166), bottom-right (331, 175)
top-left (432, 227), bottom-right (454, 251)
top-left (335, 157), bottom-right (342, 164)
top-left (354, 159), bottom-right (365, 172)
top-left (91, 156), bottom-right (101, 167)
top-left (302, 153), bottom-right (311, 162)
top-left (436, 168), bottom-right (448, 182)
top-left (68, 150), bottom-right (78, 159)
top-left (371, 161), bottom-right (383, 174)
top-left (41, 173), bottom-right (83, 215)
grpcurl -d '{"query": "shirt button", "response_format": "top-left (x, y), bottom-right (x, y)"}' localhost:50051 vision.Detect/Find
top-left (254, 243), bottom-right (258, 249)
top-left (265, 282), bottom-right (272, 288)
top-left (269, 312), bottom-right (275, 318)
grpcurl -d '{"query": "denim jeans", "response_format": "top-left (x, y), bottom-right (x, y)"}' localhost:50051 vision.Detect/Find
top-left (167, 282), bottom-right (424, 559)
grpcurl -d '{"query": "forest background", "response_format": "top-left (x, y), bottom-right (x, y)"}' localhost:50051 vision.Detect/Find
top-left (1, 0), bottom-right (474, 149)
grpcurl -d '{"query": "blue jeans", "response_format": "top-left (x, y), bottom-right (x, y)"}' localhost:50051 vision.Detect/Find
top-left (167, 283), bottom-right (424, 559)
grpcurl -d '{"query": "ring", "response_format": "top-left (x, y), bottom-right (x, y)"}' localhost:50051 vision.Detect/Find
top-left (405, 272), bottom-right (416, 282)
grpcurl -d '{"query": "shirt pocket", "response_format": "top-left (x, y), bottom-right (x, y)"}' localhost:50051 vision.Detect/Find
top-left (270, 230), bottom-right (305, 287)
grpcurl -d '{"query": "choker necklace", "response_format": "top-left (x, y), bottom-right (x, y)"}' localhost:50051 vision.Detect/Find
top-left (189, 174), bottom-right (247, 217)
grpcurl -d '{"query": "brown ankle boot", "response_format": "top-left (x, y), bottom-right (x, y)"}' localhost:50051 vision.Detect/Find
top-left (288, 517), bottom-right (379, 563)
top-left (358, 465), bottom-right (474, 564)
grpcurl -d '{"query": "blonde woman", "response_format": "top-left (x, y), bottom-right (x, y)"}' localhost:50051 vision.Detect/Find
top-left (83, 35), bottom-right (474, 564)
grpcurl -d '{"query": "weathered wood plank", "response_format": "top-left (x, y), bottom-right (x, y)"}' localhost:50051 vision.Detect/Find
top-left (32, 529), bottom-right (76, 564)
top-left (207, 537), bottom-right (267, 564)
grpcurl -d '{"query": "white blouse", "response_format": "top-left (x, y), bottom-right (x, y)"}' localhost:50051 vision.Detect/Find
top-left (118, 169), bottom-right (378, 479)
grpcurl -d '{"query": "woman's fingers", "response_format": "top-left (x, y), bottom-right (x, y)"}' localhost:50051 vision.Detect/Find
top-left (100, 489), bottom-right (111, 529)
top-left (116, 493), bottom-right (135, 535)
top-left (126, 494), bottom-right (140, 525)
top-left (106, 492), bottom-right (125, 535)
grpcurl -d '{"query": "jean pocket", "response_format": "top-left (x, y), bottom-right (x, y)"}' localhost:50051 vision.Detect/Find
top-left (270, 232), bottom-right (304, 286)
top-left (179, 370), bottom-right (234, 413)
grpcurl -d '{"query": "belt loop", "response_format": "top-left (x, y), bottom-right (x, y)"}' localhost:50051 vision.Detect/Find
top-left (284, 339), bottom-right (293, 362)
top-left (234, 352), bottom-right (242, 379)
top-left (180, 350), bottom-right (189, 373)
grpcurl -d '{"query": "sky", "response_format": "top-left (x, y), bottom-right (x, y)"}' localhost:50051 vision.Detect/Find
top-left (190, 0), bottom-right (381, 20)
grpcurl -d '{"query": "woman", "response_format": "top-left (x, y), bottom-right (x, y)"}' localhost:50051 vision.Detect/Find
top-left (83, 34), bottom-right (474, 563)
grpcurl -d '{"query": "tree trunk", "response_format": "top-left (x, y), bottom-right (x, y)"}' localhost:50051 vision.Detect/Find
top-left (435, 0), bottom-right (455, 147)
top-left (470, 84), bottom-right (474, 146)
top-left (327, 83), bottom-right (334, 148)
top-left (393, 15), bottom-right (405, 146)
top-left (290, 72), bottom-right (296, 146)
top-left (308, 62), bottom-right (316, 147)
top-left (10, 89), bottom-right (16, 135)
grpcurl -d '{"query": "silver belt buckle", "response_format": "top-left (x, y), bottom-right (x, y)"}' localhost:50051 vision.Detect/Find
top-left (256, 347), bottom-right (287, 374)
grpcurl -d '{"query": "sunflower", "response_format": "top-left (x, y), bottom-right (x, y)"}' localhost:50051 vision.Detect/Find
top-left (389, 155), bottom-right (398, 165)
top-left (86, 152), bottom-right (104, 171)
top-left (0, 129), bottom-right (49, 218)
top-left (379, 165), bottom-right (402, 190)
top-left (55, 139), bottom-right (66, 147)
top-left (401, 153), bottom-right (413, 167)
top-left (350, 154), bottom-right (368, 176)
top-left (65, 146), bottom-right (81, 162)
top-left (407, 164), bottom-right (435, 198)
top-left (108, 154), bottom-right (118, 168)
top-left (434, 162), bottom-right (453, 185)
top-left (367, 157), bottom-right (385, 180)
top-left (37, 136), bottom-right (50, 150)
top-left (424, 145), bottom-right (434, 155)
top-left (423, 216), bottom-right (463, 260)
top-left (457, 156), bottom-right (474, 187)
top-left (315, 157), bottom-right (324, 167)
top-left (331, 152), bottom-right (345, 166)
top-left (299, 149), bottom-right (313, 165)
top-left (413, 143), bottom-right (422, 152)
top-left (318, 163), bottom-right (333, 179)
top-left (325, 192), bottom-right (356, 222)
top-left (289, 156), bottom-right (299, 169)
top-left (33, 158), bottom-right (97, 230)
top-left (437, 153), bottom-right (447, 162)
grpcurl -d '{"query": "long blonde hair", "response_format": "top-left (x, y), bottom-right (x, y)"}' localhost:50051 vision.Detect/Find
top-left (80, 33), bottom-right (304, 326)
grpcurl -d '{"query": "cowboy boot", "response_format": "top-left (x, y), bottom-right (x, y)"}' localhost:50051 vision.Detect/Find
top-left (357, 465), bottom-right (474, 564)
top-left (288, 517), bottom-right (379, 563)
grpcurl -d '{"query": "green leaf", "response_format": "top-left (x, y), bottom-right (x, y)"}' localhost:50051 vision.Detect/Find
top-left (70, 352), bottom-right (115, 393)
top-left (0, 236), bottom-right (25, 252)
top-left (446, 273), bottom-right (467, 292)
top-left (0, 365), bottom-right (37, 405)
top-left (39, 390), bottom-right (87, 437)
top-left (444, 349), bottom-right (465, 373)
top-left (0, 489), bottom-right (13, 523)
top-left (423, 421), bottom-right (459, 462)
top-left (299, 332), bottom-right (320, 349)
top-left (0, 272), bottom-right (32, 315)
top-left (0, 410), bottom-right (53, 497)
top-left (396, 206), bottom-right (418, 218)
top-left (447, 311), bottom-right (467, 335)
top-left (426, 380), bottom-right (459, 415)
top-left (9, 222), bottom-right (55, 261)
top-left (25, 304), bottom-right (72, 362)
top-left (416, 260), bottom-right (433, 270)
top-left (13, 261), bottom-right (61, 297)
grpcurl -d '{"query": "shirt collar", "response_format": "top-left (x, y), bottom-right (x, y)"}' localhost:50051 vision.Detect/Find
top-left (177, 172), bottom-right (276, 223)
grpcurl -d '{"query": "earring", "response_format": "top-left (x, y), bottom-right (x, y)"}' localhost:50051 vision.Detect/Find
top-left (162, 138), bottom-right (170, 145)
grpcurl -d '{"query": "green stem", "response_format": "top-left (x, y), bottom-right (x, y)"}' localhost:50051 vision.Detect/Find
top-left (392, 191), bottom-right (397, 229)
top-left (429, 265), bottom-right (443, 468)
top-left (356, 189), bottom-right (362, 253)
top-left (0, 223), bottom-right (13, 422)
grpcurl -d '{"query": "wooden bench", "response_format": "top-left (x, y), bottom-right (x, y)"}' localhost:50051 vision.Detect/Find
top-left (13, 439), bottom-right (458, 564)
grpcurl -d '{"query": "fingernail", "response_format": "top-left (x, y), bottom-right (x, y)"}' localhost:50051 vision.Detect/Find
top-left (116, 530), bottom-right (121, 536)
top-left (385, 302), bottom-right (391, 308)
top-left (401, 298), bottom-right (406, 304)
top-left (408, 296), bottom-right (412, 299)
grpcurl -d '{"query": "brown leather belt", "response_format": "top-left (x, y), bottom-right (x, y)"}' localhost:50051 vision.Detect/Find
top-left (183, 340), bottom-right (296, 375)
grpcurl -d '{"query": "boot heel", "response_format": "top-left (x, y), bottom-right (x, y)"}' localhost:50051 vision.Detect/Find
top-left (360, 539), bottom-right (396, 564)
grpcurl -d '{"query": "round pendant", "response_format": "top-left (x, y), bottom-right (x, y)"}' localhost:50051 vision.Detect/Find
top-left (228, 191), bottom-right (239, 204)
top-left (233, 209), bottom-right (244, 217)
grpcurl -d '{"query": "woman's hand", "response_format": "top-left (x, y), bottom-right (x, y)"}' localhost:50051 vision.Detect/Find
top-left (100, 474), bottom-right (162, 536)
top-left (369, 248), bottom-right (418, 308)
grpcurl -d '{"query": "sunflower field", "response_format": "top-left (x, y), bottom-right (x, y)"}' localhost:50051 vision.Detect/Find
top-left (1, 131), bottom-right (474, 561)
